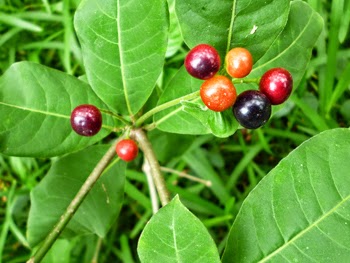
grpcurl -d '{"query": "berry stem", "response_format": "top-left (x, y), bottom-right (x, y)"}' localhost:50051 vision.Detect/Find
top-left (27, 141), bottom-right (118, 263)
top-left (135, 90), bottom-right (200, 127)
top-left (232, 77), bottom-right (261, 84)
top-left (99, 109), bottom-right (131, 125)
top-left (132, 128), bottom-right (170, 206)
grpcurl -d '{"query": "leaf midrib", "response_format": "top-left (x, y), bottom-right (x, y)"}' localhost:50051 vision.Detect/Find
top-left (0, 101), bottom-right (69, 119)
top-left (116, 0), bottom-right (132, 116)
top-left (259, 193), bottom-right (350, 262)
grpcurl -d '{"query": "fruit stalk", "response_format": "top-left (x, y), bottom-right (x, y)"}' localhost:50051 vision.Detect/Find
top-left (27, 142), bottom-right (118, 263)
top-left (135, 91), bottom-right (200, 127)
top-left (132, 128), bottom-right (170, 206)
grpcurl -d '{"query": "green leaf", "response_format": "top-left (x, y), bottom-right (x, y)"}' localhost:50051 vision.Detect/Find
top-left (0, 62), bottom-right (117, 157)
top-left (183, 100), bottom-right (239, 138)
top-left (27, 145), bottom-right (126, 248)
top-left (249, 1), bottom-right (324, 88)
top-left (175, 0), bottom-right (290, 60)
top-left (222, 128), bottom-right (350, 262)
top-left (74, 0), bottom-right (168, 115)
top-left (154, 67), bottom-right (210, 135)
top-left (138, 195), bottom-right (220, 263)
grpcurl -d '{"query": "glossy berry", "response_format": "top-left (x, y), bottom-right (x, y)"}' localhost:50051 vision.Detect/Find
top-left (116, 139), bottom-right (139, 162)
top-left (233, 90), bottom-right (271, 129)
top-left (200, 75), bottom-right (237, 112)
top-left (259, 67), bottom-right (293, 105)
top-left (225, 47), bottom-right (253, 78)
top-left (185, 44), bottom-right (221, 80)
top-left (70, 104), bottom-right (102, 136)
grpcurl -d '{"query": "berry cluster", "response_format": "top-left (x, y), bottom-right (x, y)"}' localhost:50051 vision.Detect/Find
top-left (70, 104), bottom-right (138, 162)
top-left (184, 44), bottom-right (293, 129)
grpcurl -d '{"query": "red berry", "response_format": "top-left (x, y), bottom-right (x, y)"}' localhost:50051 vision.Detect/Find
top-left (70, 104), bottom-right (102, 136)
top-left (116, 139), bottom-right (139, 162)
top-left (185, 44), bottom-right (221, 80)
top-left (259, 67), bottom-right (293, 105)
top-left (225, 47), bottom-right (253, 78)
top-left (200, 75), bottom-right (237, 112)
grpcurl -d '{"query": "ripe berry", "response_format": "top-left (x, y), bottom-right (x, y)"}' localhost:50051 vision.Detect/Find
top-left (70, 104), bottom-right (102, 136)
top-left (233, 90), bottom-right (271, 129)
top-left (200, 75), bottom-right (237, 112)
top-left (185, 44), bottom-right (221, 80)
top-left (225, 47), bottom-right (253, 78)
top-left (116, 139), bottom-right (139, 162)
top-left (259, 67), bottom-right (293, 105)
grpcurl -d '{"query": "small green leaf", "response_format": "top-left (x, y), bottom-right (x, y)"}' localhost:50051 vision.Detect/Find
top-left (27, 145), bottom-right (126, 248)
top-left (138, 195), bottom-right (220, 263)
top-left (154, 67), bottom-right (210, 135)
top-left (74, 0), bottom-right (168, 115)
top-left (175, 0), bottom-right (290, 60)
top-left (183, 100), bottom-right (238, 138)
top-left (222, 128), bottom-right (350, 262)
top-left (0, 62), bottom-right (117, 157)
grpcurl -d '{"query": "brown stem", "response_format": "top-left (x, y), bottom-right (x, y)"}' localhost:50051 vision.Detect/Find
top-left (27, 142), bottom-right (117, 263)
top-left (132, 129), bottom-right (170, 206)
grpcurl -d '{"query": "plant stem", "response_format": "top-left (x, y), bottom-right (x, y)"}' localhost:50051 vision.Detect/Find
top-left (160, 167), bottom-right (212, 187)
top-left (232, 77), bottom-right (261, 84)
top-left (27, 142), bottom-right (118, 263)
top-left (135, 91), bottom-right (200, 127)
top-left (132, 129), bottom-right (170, 206)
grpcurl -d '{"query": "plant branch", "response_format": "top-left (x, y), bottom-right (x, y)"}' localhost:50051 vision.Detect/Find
top-left (27, 142), bottom-right (118, 263)
top-left (135, 91), bottom-right (200, 127)
top-left (132, 129), bottom-right (170, 206)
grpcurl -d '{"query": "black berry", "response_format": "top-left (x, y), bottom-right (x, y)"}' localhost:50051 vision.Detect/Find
top-left (233, 90), bottom-right (271, 129)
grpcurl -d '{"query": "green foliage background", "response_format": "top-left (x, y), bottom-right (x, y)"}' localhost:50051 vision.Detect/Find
top-left (0, 0), bottom-right (349, 262)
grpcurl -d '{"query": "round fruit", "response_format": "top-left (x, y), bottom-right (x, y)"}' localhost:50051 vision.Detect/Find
top-left (233, 90), bottom-right (271, 129)
top-left (185, 44), bottom-right (221, 80)
top-left (200, 75), bottom-right (237, 112)
top-left (225, 47), bottom-right (253, 78)
top-left (116, 139), bottom-right (139, 162)
top-left (70, 104), bottom-right (102, 136)
top-left (259, 67), bottom-right (293, 105)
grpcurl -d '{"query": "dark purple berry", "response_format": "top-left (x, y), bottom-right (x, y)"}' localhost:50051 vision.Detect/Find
top-left (184, 44), bottom-right (221, 80)
top-left (233, 90), bottom-right (271, 129)
top-left (70, 104), bottom-right (102, 136)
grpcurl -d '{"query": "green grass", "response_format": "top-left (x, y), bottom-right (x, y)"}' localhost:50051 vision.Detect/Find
top-left (0, 0), bottom-right (349, 262)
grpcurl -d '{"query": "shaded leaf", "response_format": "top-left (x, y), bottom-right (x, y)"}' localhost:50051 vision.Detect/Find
top-left (0, 62), bottom-right (117, 157)
top-left (222, 128), bottom-right (350, 262)
top-left (138, 195), bottom-right (220, 263)
top-left (74, 0), bottom-right (168, 115)
top-left (27, 145), bottom-right (125, 247)
top-left (148, 129), bottom-right (195, 163)
top-left (166, 0), bottom-right (183, 58)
